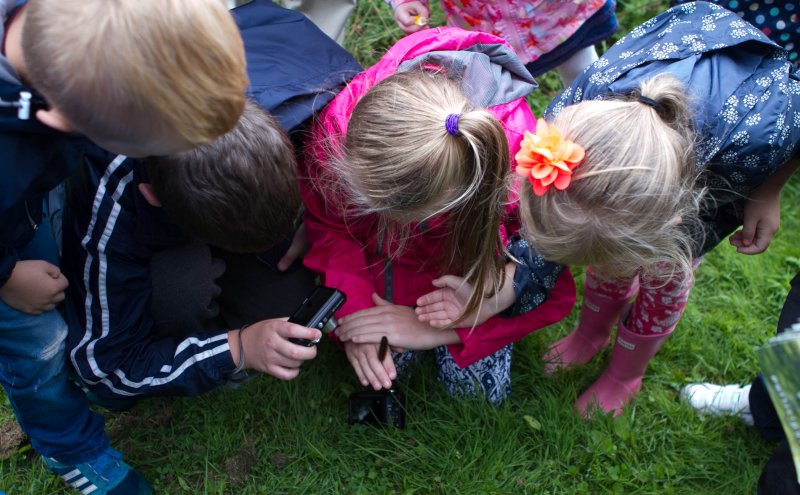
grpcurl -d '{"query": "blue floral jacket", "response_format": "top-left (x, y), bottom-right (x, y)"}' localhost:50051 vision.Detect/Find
top-left (547, 1), bottom-right (800, 253)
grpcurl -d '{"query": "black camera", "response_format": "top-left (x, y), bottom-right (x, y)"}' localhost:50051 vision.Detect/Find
top-left (348, 387), bottom-right (406, 429)
top-left (288, 286), bottom-right (346, 346)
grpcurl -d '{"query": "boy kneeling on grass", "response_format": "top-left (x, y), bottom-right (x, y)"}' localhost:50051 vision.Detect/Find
top-left (0, 0), bottom-right (247, 493)
top-left (62, 100), bottom-right (323, 411)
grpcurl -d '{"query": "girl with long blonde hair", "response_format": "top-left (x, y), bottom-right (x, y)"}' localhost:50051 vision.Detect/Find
top-left (300, 28), bottom-right (575, 404)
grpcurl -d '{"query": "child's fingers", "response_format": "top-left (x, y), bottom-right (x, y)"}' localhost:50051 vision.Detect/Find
top-left (416, 292), bottom-right (441, 308)
top-left (42, 261), bottom-right (62, 278)
top-left (738, 223), bottom-right (756, 247)
top-left (415, 300), bottom-right (449, 316)
top-left (417, 311), bottom-right (452, 326)
top-left (381, 352), bottom-right (397, 381)
top-left (351, 332), bottom-right (391, 345)
top-left (337, 316), bottom-right (386, 340)
top-left (267, 365), bottom-right (301, 381)
top-left (271, 354), bottom-right (304, 369)
top-left (728, 230), bottom-right (744, 247)
top-left (358, 352), bottom-right (386, 390)
top-left (346, 351), bottom-right (369, 387)
top-left (371, 293), bottom-right (391, 306)
top-left (431, 275), bottom-right (463, 290)
top-left (52, 290), bottom-right (66, 304)
top-left (429, 319), bottom-right (454, 328)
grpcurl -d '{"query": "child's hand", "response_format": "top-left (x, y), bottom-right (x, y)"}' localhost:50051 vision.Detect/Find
top-left (0, 260), bottom-right (68, 315)
top-left (233, 319), bottom-right (320, 380)
top-left (393, 1), bottom-right (429, 34)
top-left (277, 222), bottom-right (310, 271)
top-left (337, 293), bottom-right (459, 350)
top-left (415, 275), bottom-right (493, 328)
top-left (344, 340), bottom-right (397, 390)
top-left (729, 188), bottom-right (781, 255)
top-left (415, 266), bottom-right (517, 328)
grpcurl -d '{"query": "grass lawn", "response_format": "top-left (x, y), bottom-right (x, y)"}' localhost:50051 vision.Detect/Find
top-left (2, 1), bottom-right (799, 493)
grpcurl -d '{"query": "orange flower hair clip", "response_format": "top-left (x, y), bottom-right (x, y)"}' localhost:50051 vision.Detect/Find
top-left (514, 118), bottom-right (585, 196)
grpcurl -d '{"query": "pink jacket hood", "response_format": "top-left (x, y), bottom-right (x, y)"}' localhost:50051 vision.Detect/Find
top-left (319, 27), bottom-right (537, 144)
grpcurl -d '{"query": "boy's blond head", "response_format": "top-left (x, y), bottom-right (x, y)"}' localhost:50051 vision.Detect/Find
top-left (22, 0), bottom-right (248, 155)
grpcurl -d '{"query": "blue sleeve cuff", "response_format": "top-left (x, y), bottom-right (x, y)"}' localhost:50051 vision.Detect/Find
top-left (501, 236), bottom-right (566, 317)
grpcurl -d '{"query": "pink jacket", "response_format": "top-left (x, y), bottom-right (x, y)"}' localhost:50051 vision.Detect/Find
top-left (300, 27), bottom-right (575, 368)
top-left (390, 0), bottom-right (608, 65)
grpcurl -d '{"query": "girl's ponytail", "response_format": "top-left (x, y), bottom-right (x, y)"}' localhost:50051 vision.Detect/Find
top-left (635, 74), bottom-right (695, 139)
top-left (445, 109), bottom-right (509, 325)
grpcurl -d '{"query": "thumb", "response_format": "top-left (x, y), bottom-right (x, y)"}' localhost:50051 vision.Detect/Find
top-left (43, 262), bottom-right (62, 279)
top-left (371, 293), bottom-right (391, 306)
top-left (738, 220), bottom-right (756, 247)
top-left (277, 245), bottom-right (300, 272)
top-left (432, 275), bottom-right (464, 290)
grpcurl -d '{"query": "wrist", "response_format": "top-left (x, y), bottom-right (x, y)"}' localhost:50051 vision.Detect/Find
top-left (435, 329), bottom-right (460, 347)
top-left (492, 263), bottom-right (518, 312)
top-left (388, 0), bottom-right (424, 9)
top-left (228, 324), bottom-right (250, 373)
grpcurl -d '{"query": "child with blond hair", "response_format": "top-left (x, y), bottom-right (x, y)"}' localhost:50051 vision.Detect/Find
top-left (0, 0), bottom-right (246, 493)
top-left (515, 2), bottom-right (800, 417)
top-left (300, 27), bottom-right (575, 405)
top-left (386, 0), bottom-right (618, 85)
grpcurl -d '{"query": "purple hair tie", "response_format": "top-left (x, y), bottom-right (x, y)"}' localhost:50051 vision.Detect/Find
top-left (445, 113), bottom-right (461, 136)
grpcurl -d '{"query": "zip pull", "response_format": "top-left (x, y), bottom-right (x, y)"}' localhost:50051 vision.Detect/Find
top-left (17, 91), bottom-right (31, 120)
top-left (0, 91), bottom-right (33, 120)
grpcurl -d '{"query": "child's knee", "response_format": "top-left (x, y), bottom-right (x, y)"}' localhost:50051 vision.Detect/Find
top-left (435, 344), bottom-right (513, 405)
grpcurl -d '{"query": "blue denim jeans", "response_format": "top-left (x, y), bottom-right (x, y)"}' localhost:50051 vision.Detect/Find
top-left (0, 199), bottom-right (107, 464)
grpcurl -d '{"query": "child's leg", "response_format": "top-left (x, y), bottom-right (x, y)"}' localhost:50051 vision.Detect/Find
top-left (0, 304), bottom-right (109, 463)
top-left (751, 271), bottom-right (800, 439)
top-left (0, 209), bottom-right (108, 464)
top-left (434, 344), bottom-right (512, 406)
top-left (544, 267), bottom-right (638, 373)
top-left (576, 261), bottom-right (699, 416)
top-left (556, 45), bottom-right (599, 87)
top-left (392, 349), bottom-right (424, 381)
top-left (7, 200), bottom-right (152, 493)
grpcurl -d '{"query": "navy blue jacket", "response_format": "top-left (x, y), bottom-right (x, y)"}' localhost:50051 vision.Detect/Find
top-left (0, 65), bottom-right (86, 285)
top-left (62, 0), bottom-right (361, 399)
top-left (547, 1), bottom-right (800, 254)
top-left (234, 0), bottom-right (361, 132)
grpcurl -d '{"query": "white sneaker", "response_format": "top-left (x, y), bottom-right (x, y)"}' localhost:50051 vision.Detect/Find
top-left (679, 382), bottom-right (754, 426)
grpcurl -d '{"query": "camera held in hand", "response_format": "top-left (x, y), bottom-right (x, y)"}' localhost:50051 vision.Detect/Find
top-left (288, 286), bottom-right (346, 346)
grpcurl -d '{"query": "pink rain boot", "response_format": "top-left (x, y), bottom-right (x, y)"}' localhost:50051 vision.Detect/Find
top-left (575, 318), bottom-right (672, 417)
top-left (543, 277), bottom-right (638, 374)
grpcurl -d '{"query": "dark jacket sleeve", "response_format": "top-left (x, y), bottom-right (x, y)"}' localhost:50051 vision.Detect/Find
top-left (0, 243), bottom-right (18, 287)
top-left (63, 157), bottom-right (237, 401)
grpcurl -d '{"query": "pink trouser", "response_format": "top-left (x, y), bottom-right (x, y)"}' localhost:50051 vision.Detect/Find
top-left (585, 259), bottom-right (701, 335)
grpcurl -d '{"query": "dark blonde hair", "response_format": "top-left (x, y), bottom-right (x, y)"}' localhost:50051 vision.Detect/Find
top-left (23, 0), bottom-right (248, 151)
top-left (146, 101), bottom-right (299, 253)
top-left (339, 70), bottom-right (511, 324)
top-left (520, 74), bottom-right (705, 278)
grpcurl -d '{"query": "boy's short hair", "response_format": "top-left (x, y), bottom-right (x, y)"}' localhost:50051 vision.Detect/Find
top-left (23, 0), bottom-right (248, 155)
top-left (145, 101), bottom-right (300, 253)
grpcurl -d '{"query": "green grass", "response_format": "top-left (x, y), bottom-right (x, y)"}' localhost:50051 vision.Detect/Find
top-left (3, 1), bottom-right (799, 493)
